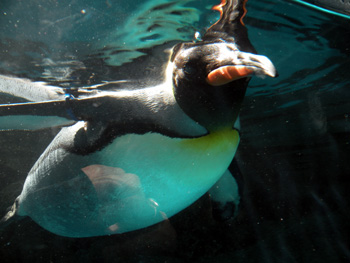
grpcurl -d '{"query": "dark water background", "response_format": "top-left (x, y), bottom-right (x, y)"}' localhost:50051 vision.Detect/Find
top-left (0, 0), bottom-right (349, 262)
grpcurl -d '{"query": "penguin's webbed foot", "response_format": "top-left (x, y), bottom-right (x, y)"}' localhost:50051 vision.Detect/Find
top-left (209, 169), bottom-right (240, 222)
top-left (211, 200), bottom-right (237, 222)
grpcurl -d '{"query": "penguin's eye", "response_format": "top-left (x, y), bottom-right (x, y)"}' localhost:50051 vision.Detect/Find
top-left (183, 64), bottom-right (196, 75)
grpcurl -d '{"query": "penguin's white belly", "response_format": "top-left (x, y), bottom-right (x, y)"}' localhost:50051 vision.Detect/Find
top-left (18, 129), bottom-right (239, 237)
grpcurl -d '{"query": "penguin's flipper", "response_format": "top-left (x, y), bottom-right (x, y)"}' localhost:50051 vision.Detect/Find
top-left (0, 76), bottom-right (105, 130)
top-left (233, 115), bottom-right (241, 131)
top-left (0, 75), bottom-right (66, 102)
top-left (209, 168), bottom-right (240, 221)
top-left (0, 114), bottom-right (76, 131)
top-left (0, 99), bottom-right (78, 130)
top-left (0, 92), bottom-right (132, 131)
top-left (0, 75), bottom-right (76, 130)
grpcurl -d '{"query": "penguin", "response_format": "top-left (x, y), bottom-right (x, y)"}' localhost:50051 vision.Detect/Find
top-left (0, 0), bottom-right (276, 237)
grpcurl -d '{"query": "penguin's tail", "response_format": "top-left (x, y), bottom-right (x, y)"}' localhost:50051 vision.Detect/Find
top-left (0, 197), bottom-right (24, 232)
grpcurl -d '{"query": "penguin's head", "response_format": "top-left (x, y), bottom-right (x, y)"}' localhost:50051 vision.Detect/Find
top-left (170, 40), bottom-right (277, 131)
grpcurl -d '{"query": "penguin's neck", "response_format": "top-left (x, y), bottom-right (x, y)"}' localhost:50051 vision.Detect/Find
top-left (174, 82), bottom-right (246, 131)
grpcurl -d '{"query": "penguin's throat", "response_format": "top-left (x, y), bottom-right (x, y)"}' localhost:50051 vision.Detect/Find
top-left (174, 82), bottom-right (246, 131)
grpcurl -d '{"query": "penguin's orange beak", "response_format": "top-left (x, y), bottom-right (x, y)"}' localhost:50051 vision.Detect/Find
top-left (206, 52), bottom-right (278, 86)
top-left (206, 66), bottom-right (254, 86)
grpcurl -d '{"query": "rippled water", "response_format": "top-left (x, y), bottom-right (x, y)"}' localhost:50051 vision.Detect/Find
top-left (0, 0), bottom-right (349, 262)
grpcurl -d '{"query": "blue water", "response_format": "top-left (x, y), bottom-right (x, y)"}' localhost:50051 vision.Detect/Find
top-left (0, 0), bottom-right (349, 262)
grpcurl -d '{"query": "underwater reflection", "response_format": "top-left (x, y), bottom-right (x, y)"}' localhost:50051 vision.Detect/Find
top-left (81, 164), bottom-right (166, 235)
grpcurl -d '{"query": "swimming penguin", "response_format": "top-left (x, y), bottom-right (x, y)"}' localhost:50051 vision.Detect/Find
top-left (0, 0), bottom-right (276, 237)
